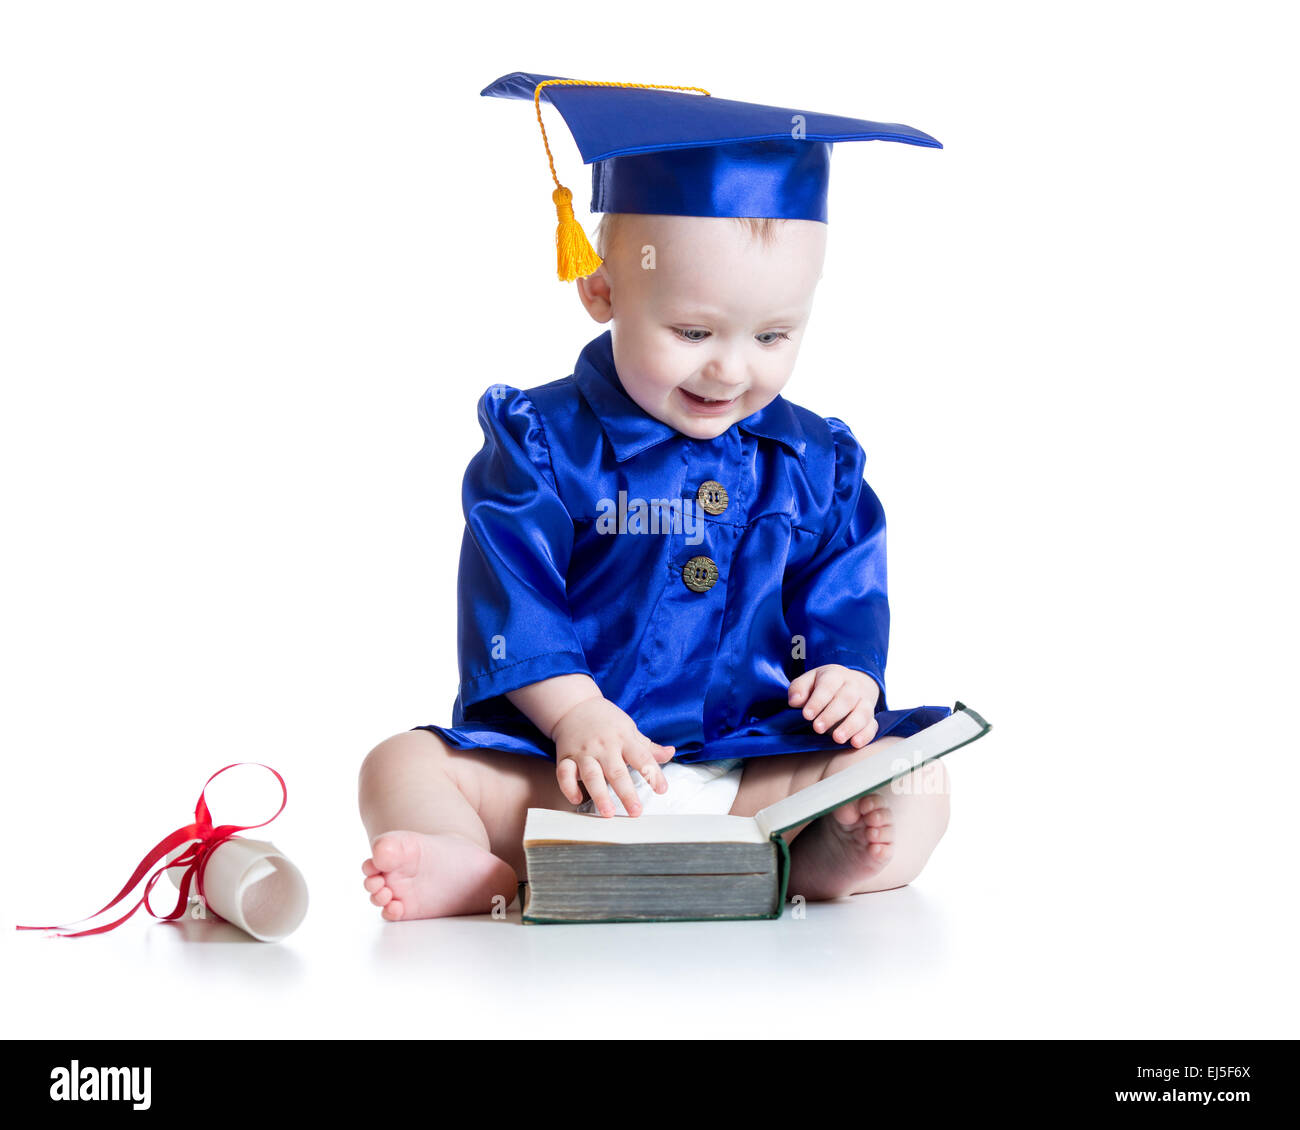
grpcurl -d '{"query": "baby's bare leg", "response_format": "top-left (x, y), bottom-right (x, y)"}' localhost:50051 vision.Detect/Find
top-left (358, 729), bottom-right (571, 920)
top-left (730, 736), bottom-right (951, 901)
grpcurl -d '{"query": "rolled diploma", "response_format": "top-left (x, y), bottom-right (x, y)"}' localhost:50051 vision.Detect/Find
top-left (164, 836), bottom-right (308, 942)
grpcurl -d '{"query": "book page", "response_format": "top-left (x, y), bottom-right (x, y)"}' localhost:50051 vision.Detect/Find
top-left (523, 808), bottom-right (766, 846)
top-left (753, 706), bottom-right (990, 839)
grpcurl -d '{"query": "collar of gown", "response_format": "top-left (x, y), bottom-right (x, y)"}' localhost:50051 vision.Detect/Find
top-left (573, 330), bottom-right (810, 469)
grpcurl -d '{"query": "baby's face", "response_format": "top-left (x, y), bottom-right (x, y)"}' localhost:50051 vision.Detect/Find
top-left (577, 214), bottom-right (827, 440)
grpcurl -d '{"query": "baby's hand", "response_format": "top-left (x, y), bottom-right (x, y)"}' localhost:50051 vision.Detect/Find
top-left (551, 698), bottom-right (675, 818)
top-left (788, 664), bottom-right (881, 748)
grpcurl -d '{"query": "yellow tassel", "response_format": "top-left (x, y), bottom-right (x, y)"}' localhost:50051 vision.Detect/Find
top-left (533, 78), bottom-right (711, 283)
top-left (552, 186), bottom-right (603, 282)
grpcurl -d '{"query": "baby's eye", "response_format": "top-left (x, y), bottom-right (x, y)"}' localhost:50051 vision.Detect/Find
top-left (673, 327), bottom-right (711, 342)
top-left (755, 331), bottom-right (792, 345)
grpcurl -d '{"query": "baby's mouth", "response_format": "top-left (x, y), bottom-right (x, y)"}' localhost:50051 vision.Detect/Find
top-left (680, 388), bottom-right (738, 413)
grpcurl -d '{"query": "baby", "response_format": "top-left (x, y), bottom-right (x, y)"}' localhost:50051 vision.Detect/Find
top-left (358, 205), bottom-right (952, 920)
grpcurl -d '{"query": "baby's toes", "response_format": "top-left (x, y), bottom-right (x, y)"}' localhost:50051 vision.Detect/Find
top-left (833, 791), bottom-right (890, 827)
top-left (862, 801), bottom-right (893, 841)
top-left (370, 835), bottom-right (402, 873)
top-left (382, 898), bottom-right (405, 922)
top-left (370, 884), bottom-right (394, 908)
top-left (862, 803), bottom-right (892, 831)
top-left (860, 791), bottom-right (889, 815)
top-left (363, 873), bottom-right (386, 895)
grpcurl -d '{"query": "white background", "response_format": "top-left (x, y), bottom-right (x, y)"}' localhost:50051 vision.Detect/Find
top-left (2, 0), bottom-right (1296, 1039)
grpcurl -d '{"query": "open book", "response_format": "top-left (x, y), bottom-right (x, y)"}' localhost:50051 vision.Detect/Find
top-left (520, 703), bottom-right (990, 923)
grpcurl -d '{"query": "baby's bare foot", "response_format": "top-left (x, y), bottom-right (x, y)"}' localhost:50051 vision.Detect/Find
top-left (787, 792), bottom-right (895, 902)
top-left (361, 830), bottom-right (519, 921)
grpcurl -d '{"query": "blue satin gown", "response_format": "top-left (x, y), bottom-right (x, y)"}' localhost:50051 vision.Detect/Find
top-left (416, 330), bottom-right (949, 763)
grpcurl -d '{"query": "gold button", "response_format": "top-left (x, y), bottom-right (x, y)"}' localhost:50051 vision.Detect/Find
top-left (697, 480), bottom-right (729, 515)
top-left (682, 555), bottom-right (719, 593)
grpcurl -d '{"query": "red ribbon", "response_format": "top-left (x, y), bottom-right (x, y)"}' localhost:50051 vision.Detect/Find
top-left (16, 762), bottom-right (287, 938)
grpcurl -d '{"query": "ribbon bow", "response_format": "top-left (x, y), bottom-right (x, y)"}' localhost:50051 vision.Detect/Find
top-left (16, 763), bottom-right (287, 937)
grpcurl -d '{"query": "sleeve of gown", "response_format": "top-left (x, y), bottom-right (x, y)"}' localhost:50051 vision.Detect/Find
top-left (782, 416), bottom-right (891, 710)
top-left (455, 385), bottom-right (593, 713)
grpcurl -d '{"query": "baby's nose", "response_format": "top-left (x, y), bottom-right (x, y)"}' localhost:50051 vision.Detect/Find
top-left (700, 360), bottom-right (745, 392)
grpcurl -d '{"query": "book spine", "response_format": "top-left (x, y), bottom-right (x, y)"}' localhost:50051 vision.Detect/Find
top-left (772, 834), bottom-right (790, 919)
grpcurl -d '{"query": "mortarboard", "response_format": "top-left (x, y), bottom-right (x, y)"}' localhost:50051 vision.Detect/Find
top-left (480, 71), bottom-right (941, 282)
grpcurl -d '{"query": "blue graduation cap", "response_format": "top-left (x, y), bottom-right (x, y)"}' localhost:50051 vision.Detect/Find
top-left (480, 71), bottom-right (941, 281)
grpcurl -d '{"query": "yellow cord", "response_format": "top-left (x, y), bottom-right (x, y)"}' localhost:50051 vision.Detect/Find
top-left (533, 79), bottom-right (712, 282)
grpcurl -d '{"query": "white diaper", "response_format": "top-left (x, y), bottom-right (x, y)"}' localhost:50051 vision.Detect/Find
top-left (575, 757), bottom-right (744, 818)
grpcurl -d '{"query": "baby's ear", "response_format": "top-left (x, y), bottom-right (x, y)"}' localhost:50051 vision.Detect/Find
top-left (574, 265), bottom-right (613, 324)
